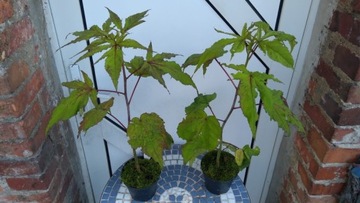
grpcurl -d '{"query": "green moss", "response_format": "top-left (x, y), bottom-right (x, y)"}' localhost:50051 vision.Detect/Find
top-left (120, 158), bottom-right (161, 188)
top-left (201, 150), bottom-right (240, 181)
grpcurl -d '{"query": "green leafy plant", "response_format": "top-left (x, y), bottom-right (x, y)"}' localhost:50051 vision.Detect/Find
top-left (45, 9), bottom-right (195, 188)
top-left (178, 21), bottom-right (304, 177)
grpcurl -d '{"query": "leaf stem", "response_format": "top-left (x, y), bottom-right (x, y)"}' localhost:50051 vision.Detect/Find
top-left (215, 58), bottom-right (237, 90)
top-left (129, 76), bottom-right (141, 104)
top-left (107, 113), bottom-right (127, 130)
top-left (122, 63), bottom-right (141, 173)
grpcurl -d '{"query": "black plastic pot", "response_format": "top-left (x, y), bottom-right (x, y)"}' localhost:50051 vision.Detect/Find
top-left (201, 150), bottom-right (239, 195)
top-left (121, 157), bottom-right (161, 201)
top-left (203, 172), bottom-right (235, 195)
top-left (126, 181), bottom-right (158, 201)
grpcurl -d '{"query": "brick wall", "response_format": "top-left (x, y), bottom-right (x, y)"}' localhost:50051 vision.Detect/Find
top-left (0, 1), bottom-right (87, 202)
top-left (278, 0), bottom-right (360, 202)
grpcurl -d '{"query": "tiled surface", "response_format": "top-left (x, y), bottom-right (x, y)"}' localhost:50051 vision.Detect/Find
top-left (100, 144), bottom-right (251, 203)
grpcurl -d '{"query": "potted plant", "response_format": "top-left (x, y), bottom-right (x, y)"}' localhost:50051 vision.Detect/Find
top-left (45, 9), bottom-right (195, 201)
top-left (177, 21), bottom-right (304, 194)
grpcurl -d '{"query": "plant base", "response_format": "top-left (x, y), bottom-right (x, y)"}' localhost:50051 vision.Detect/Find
top-left (121, 158), bottom-right (161, 201)
top-left (201, 150), bottom-right (240, 195)
top-left (126, 181), bottom-right (158, 201)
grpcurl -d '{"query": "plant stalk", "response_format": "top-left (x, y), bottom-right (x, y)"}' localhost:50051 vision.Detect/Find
top-left (122, 63), bottom-right (141, 173)
top-left (215, 48), bottom-right (254, 168)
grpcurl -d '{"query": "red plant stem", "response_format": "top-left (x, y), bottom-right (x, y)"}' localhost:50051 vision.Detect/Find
top-left (215, 58), bottom-right (237, 90)
top-left (122, 64), bottom-right (141, 173)
top-left (107, 113), bottom-right (126, 130)
top-left (215, 48), bottom-right (254, 167)
top-left (129, 76), bottom-right (141, 104)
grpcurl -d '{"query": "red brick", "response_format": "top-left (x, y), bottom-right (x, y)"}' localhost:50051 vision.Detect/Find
top-left (0, 102), bottom-right (42, 141)
top-left (323, 147), bottom-right (360, 163)
top-left (333, 128), bottom-right (357, 143)
top-left (329, 11), bottom-right (354, 38)
top-left (307, 127), bottom-right (331, 162)
top-left (0, 112), bottom-right (49, 158)
top-left (333, 45), bottom-right (360, 81)
top-left (347, 85), bottom-right (360, 104)
top-left (304, 100), bottom-right (335, 141)
top-left (305, 195), bottom-right (338, 203)
top-left (295, 134), bottom-right (321, 177)
top-left (320, 93), bottom-right (342, 124)
top-left (0, 69), bottom-right (44, 119)
top-left (288, 167), bottom-right (308, 202)
top-left (0, 159), bottom-right (40, 176)
top-left (298, 160), bottom-right (313, 191)
top-left (298, 158), bottom-right (345, 195)
top-left (309, 181), bottom-right (345, 195)
top-left (316, 59), bottom-right (350, 101)
top-left (315, 165), bottom-right (348, 180)
top-left (338, 107), bottom-right (360, 125)
top-left (0, 17), bottom-right (34, 60)
top-left (0, 60), bottom-right (30, 94)
top-left (353, 0), bottom-right (360, 13)
top-left (6, 158), bottom-right (58, 191)
top-left (0, 0), bottom-right (13, 23)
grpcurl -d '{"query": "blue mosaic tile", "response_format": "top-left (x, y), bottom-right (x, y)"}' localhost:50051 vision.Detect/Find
top-left (99, 144), bottom-right (250, 202)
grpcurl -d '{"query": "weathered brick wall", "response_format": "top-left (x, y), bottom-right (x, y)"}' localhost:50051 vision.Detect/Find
top-left (278, 0), bottom-right (360, 202)
top-left (0, 1), bottom-right (87, 202)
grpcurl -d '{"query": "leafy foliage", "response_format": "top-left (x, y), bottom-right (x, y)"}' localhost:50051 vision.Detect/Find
top-left (46, 9), bottom-right (196, 173)
top-left (128, 113), bottom-right (173, 167)
top-left (180, 21), bottom-right (303, 172)
top-left (177, 94), bottom-right (221, 165)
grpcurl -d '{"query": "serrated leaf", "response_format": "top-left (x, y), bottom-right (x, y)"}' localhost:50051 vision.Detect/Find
top-left (185, 93), bottom-right (217, 114)
top-left (106, 8), bottom-right (122, 30)
top-left (197, 38), bottom-right (232, 74)
top-left (178, 93), bottom-right (220, 165)
top-left (177, 112), bottom-right (221, 165)
top-left (123, 10), bottom-right (149, 33)
top-left (46, 90), bottom-right (89, 133)
top-left (104, 47), bottom-right (123, 89)
top-left (78, 98), bottom-right (114, 135)
top-left (253, 72), bottom-right (303, 133)
top-left (233, 71), bottom-right (258, 137)
top-left (182, 54), bottom-right (201, 69)
top-left (258, 39), bottom-right (294, 68)
top-left (127, 113), bottom-right (173, 167)
top-left (159, 61), bottom-right (196, 88)
top-left (121, 39), bottom-right (147, 50)
top-left (127, 43), bottom-right (196, 89)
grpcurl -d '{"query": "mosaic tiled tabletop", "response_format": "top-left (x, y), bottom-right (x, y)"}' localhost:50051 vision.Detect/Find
top-left (100, 144), bottom-right (251, 203)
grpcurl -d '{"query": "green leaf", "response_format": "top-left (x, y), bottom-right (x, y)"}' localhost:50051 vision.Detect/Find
top-left (127, 113), bottom-right (173, 167)
top-left (78, 98), bottom-right (114, 135)
top-left (235, 149), bottom-right (244, 166)
top-left (258, 39), bottom-right (294, 68)
top-left (104, 47), bottom-right (123, 89)
top-left (185, 93), bottom-right (217, 114)
top-left (159, 61), bottom-right (196, 88)
top-left (238, 145), bottom-right (260, 171)
top-left (182, 54), bottom-right (201, 69)
top-left (127, 43), bottom-right (196, 89)
top-left (197, 38), bottom-right (232, 74)
top-left (253, 72), bottom-right (303, 133)
top-left (106, 8), bottom-right (122, 30)
top-left (123, 10), bottom-right (149, 33)
top-left (121, 39), bottom-right (147, 50)
top-left (233, 71), bottom-right (258, 137)
top-left (178, 112), bottom-right (221, 165)
top-left (177, 93), bottom-right (220, 165)
top-left (46, 71), bottom-right (98, 134)
top-left (46, 89), bottom-right (89, 133)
